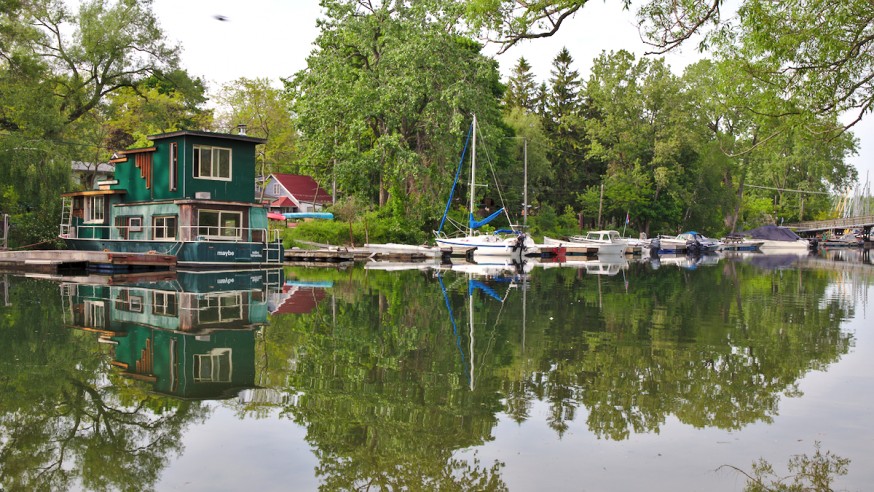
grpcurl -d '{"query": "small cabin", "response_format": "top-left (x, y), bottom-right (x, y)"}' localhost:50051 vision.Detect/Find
top-left (262, 173), bottom-right (333, 214)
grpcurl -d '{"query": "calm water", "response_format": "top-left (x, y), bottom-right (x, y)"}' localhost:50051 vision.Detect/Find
top-left (1, 249), bottom-right (872, 491)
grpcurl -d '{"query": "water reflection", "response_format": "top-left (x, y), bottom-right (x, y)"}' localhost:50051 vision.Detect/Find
top-left (0, 250), bottom-right (871, 490)
top-left (61, 269), bottom-right (284, 399)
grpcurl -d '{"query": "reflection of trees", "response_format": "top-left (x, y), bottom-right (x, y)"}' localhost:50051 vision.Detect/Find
top-left (266, 261), bottom-right (855, 458)
top-left (260, 269), bottom-right (508, 491)
top-left (0, 279), bottom-right (209, 491)
top-left (516, 262), bottom-right (854, 440)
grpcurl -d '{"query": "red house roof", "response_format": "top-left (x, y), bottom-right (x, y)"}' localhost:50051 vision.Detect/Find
top-left (272, 287), bottom-right (326, 315)
top-left (270, 196), bottom-right (295, 208)
top-left (272, 174), bottom-right (333, 205)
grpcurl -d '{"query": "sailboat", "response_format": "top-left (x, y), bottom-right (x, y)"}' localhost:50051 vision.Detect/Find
top-left (434, 115), bottom-right (536, 259)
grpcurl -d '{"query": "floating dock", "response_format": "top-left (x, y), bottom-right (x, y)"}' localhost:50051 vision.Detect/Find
top-left (0, 250), bottom-right (176, 273)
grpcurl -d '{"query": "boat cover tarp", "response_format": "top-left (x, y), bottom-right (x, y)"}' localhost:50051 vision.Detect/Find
top-left (469, 208), bottom-right (504, 229)
top-left (750, 254), bottom-right (802, 270)
top-left (742, 225), bottom-right (802, 241)
top-left (282, 212), bottom-right (334, 220)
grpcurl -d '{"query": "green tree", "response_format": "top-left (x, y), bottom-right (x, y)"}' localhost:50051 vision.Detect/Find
top-left (290, 0), bottom-right (505, 228)
top-left (582, 50), bottom-right (700, 234)
top-left (214, 77), bottom-right (297, 196)
top-left (0, 0), bottom-right (183, 247)
top-left (542, 47), bottom-right (589, 211)
top-left (503, 57), bottom-right (537, 112)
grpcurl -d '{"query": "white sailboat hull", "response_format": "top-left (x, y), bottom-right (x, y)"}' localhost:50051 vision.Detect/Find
top-left (436, 234), bottom-right (537, 256)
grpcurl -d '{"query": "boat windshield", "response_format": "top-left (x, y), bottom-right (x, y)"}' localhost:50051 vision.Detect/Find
top-left (586, 232), bottom-right (603, 241)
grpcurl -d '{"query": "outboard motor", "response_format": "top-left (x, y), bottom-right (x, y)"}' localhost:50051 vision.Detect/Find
top-left (687, 237), bottom-right (702, 257)
top-left (649, 236), bottom-right (661, 257)
top-left (513, 233), bottom-right (527, 255)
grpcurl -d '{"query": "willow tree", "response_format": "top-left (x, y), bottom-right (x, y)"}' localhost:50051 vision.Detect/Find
top-left (290, 0), bottom-right (505, 227)
top-left (0, 0), bottom-right (183, 246)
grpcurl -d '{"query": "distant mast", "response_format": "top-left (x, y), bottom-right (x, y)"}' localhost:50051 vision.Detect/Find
top-left (470, 115), bottom-right (477, 237)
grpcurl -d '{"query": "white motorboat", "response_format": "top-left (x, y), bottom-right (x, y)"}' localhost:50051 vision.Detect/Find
top-left (676, 231), bottom-right (721, 253)
top-left (542, 230), bottom-right (627, 256)
top-left (650, 235), bottom-right (687, 253)
top-left (719, 236), bottom-right (764, 251)
top-left (742, 225), bottom-right (812, 251)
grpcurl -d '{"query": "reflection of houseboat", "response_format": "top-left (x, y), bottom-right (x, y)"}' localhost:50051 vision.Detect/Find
top-left (60, 130), bottom-right (283, 267)
top-left (61, 269), bottom-right (283, 399)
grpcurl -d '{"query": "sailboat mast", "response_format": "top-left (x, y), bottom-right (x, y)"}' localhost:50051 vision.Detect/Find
top-left (470, 115), bottom-right (477, 237)
top-left (469, 273), bottom-right (475, 391)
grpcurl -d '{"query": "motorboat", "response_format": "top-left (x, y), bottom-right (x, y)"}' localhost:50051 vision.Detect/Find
top-left (676, 231), bottom-right (721, 253)
top-left (719, 235), bottom-right (764, 251)
top-left (542, 230), bottom-right (627, 256)
top-left (741, 225), bottom-right (812, 251)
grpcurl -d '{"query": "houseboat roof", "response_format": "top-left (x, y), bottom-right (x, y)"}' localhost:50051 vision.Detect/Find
top-left (148, 130), bottom-right (267, 144)
top-left (61, 189), bottom-right (126, 197)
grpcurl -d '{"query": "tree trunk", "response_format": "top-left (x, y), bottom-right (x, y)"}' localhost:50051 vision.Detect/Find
top-left (729, 173), bottom-right (746, 234)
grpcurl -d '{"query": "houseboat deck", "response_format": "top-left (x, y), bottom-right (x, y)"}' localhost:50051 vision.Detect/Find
top-left (0, 250), bottom-right (176, 273)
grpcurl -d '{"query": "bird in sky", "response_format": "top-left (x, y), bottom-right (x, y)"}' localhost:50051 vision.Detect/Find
top-left (213, 15), bottom-right (229, 21)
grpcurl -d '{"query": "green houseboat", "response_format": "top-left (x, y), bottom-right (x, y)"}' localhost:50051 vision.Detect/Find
top-left (60, 130), bottom-right (283, 267)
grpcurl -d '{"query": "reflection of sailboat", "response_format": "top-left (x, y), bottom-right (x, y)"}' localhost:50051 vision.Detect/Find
top-left (438, 270), bottom-right (521, 390)
top-left (437, 257), bottom-right (532, 277)
top-left (60, 268), bottom-right (283, 399)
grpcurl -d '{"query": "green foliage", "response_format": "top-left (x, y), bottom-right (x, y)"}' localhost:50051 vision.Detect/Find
top-left (213, 77), bottom-right (296, 179)
top-left (0, 0), bottom-right (190, 247)
top-left (730, 442), bottom-right (850, 492)
top-left (291, 0), bottom-right (505, 224)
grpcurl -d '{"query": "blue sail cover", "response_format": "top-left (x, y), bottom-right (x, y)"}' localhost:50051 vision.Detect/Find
top-left (469, 208), bottom-right (504, 229)
top-left (468, 279), bottom-right (502, 302)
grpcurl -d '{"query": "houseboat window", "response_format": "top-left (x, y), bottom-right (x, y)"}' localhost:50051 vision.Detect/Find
top-left (152, 291), bottom-right (178, 317)
top-left (129, 217), bottom-right (142, 232)
top-left (84, 195), bottom-right (105, 223)
top-left (153, 216), bottom-right (177, 240)
top-left (193, 348), bottom-right (232, 383)
top-left (114, 290), bottom-right (143, 313)
top-left (169, 142), bottom-right (178, 191)
top-left (84, 301), bottom-right (105, 328)
top-left (198, 210), bottom-right (242, 239)
top-left (198, 293), bottom-right (243, 324)
top-left (192, 145), bottom-right (232, 180)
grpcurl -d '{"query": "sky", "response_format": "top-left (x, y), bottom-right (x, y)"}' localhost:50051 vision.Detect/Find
top-left (149, 0), bottom-right (873, 187)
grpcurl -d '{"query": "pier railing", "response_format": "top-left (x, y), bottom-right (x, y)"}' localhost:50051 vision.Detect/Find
top-left (788, 215), bottom-right (874, 232)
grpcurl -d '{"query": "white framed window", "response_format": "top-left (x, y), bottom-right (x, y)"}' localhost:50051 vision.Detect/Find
top-left (271, 182), bottom-right (280, 195)
top-left (128, 295), bottom-right (143, 313)
top-left (198, 210), bottom-right (242, 239)
top-left (153, 215), bottom-right (177, 240)
top-left (198, 293), bottom-right (243, 324)
top-left (152, 291), bottom-right (178, 317)
top-left (84, 300), bottom-right (105, 328)
top-left (84, 195), bottom-right (105, 223)
top-left (193, 348), bottom-right (232, 382)
top-left (129, 217), bottom-right (142, 232)
top-left (192, 145), bottom-right (232, 181)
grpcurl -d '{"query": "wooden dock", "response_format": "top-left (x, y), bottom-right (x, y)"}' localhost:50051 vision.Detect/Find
top-left (0, 250), bottom-right (176, 273)
top-left (284, 248), bottom-right (355, 263)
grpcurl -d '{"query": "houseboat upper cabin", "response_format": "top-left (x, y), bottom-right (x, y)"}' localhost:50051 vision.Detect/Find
top-left (60, 130), bottom-right (283, 267)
